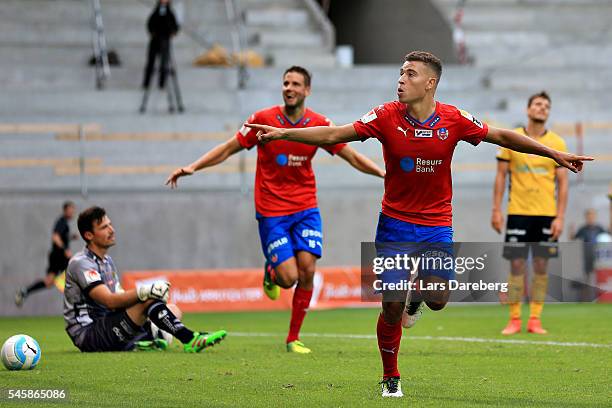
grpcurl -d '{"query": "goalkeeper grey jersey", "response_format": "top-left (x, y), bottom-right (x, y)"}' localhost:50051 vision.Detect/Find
top-left (63, 247), bottom-right (122, 344)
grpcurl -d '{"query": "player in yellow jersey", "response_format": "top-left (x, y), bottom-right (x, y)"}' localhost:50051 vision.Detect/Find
top-left (491, 91), bottom-right (568, 335)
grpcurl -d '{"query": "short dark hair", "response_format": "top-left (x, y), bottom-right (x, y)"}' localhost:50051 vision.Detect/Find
top-left (528, 91), bottom-right (551, 107)
top-left (78, 206), bottom-right (106, 243)
top-left (283, 66), bottom-right (311, 87)
top-left (404, 51), bottom-right (442, 80)
top-left (63, 201), bottom-right (75, 211)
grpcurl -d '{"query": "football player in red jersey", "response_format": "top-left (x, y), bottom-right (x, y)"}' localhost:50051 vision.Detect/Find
top-left (166, 66), bottom-right (384, 354)
top-left (247, 51), bottom-right (592, 397)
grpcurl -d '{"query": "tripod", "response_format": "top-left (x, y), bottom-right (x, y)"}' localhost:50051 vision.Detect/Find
top-left (140, 43), bottom-right (184, 114)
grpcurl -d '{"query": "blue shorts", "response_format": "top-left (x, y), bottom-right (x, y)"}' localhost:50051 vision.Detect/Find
top-left (375, 213), bottom-right (454, 285)
top-left (257, 208), bottom-right (323, 268)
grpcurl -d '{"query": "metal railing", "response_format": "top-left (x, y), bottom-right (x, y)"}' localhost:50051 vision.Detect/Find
top-left (303, 0), bottom-right (335, 53)
top-left (90, 0), bottom-right (111, 90)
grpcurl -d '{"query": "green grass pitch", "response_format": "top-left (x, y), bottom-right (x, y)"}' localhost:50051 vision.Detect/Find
top-left (1, 304), bottom-right (610, 407)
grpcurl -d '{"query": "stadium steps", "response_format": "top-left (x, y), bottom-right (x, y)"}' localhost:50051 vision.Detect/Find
top-left (432, 0), bottom-right (612, 67)
top-left (239, 0), bottom-right (336, 67)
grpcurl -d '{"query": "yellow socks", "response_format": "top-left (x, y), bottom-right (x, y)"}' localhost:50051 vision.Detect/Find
top-left (507, 274), bottom-right (524, 319)
top-left (529, 274), bottom-right (548, 318)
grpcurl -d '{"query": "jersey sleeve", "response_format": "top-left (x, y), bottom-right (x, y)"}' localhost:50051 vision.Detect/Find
top-left (318, 116), bottom-right (347, 155)
top-left (457, 108), bottom-right (489, 146)
top-left (496, 146), bottom-right (511, 162)
top-left (352, 104), bottom-right (388, 142)
top-left (322, 143), bottom-right (347, 155)
top-left (69, 258), bottom-right (104, 293)
top-left (235, 112), bottom-right (261, 150)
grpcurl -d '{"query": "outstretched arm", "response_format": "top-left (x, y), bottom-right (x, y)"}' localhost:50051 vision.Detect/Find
top-left (165, 137), bottom-right (244, 188)
top-left (336, 145), bottom-right (385, 178)
top-left (246, 123), bottom-right (361, 146)
top-left (484, 127), bottom-right (593, 173)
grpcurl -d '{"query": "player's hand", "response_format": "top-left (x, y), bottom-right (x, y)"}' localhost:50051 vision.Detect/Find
top-left (244, 123), bottom-right (286, 144)
top-left (550, 217), bottom-right (564, 240)
top-left (137, 281), bottom-right (171, 302)
top-left (165, 166), bottom-right (194, 189)
top-left (491, 209), bottom-right (504, 234)
top-left (64, 249), bottom-right (73, 259)
top-left (552, 151), bottom-right (593, 173)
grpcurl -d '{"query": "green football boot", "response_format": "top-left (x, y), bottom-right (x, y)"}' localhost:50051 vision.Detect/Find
top-left (263, 261), bottom-right (280, 300)
top-left (183, 330), bottom-right (227, 353)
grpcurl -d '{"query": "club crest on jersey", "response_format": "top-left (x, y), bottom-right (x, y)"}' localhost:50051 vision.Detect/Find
top-left (415, 129), bottom-right (433, 138)
top-left (302, 118), bottom-right (311, 126)
top-left (437, 127), bottom-right (449, 140)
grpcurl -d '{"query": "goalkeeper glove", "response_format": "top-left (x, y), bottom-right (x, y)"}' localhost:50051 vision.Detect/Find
top-left (137, 281), bottom-right (171, 302)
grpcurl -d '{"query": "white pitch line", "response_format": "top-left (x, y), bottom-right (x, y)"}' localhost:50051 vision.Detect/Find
top-left (230, 332), bottom-right (612, 349)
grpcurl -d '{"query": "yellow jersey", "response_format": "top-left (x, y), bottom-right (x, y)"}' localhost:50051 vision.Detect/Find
top-left (496, 128), bottom-right (567, 216)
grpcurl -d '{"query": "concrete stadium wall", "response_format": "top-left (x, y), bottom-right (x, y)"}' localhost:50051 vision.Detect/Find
top-left (326, 0), bottom-right (457, 64)
top-left (2, 180), bottom-right (609, 316)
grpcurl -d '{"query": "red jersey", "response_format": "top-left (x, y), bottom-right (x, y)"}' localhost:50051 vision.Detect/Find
top-left (353, 101), bottom-right (488, 226)
top-left (236, 105), bottom-right (346, 217)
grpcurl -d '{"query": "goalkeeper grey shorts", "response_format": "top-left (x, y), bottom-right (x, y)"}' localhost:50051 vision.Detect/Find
top-left (77, 310), bottom-right (146, 352)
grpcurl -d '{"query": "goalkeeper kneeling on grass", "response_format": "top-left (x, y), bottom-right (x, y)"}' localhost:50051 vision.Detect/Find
top-left (63, 206), bottom-right (227, 352)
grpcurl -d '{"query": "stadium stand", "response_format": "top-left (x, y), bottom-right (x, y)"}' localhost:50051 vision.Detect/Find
top-left (1, 0), bottom-right (611, 314)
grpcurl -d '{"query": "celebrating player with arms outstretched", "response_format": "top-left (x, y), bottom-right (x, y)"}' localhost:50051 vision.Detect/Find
top-left (247, 51), bottom-right (592, 397)
top-left (166, 66), bottom-right (384, 354)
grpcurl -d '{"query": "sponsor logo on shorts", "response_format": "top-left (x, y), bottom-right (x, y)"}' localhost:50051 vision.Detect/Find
top-left (301, 229), bottom-right (322, 239)
top-left (112, 326), bottom-right (126, 342)
top-left (506, 228), bottom-right (527, 236)
top-left (120, 320), bottom-right (134, 335)
top-left (267, 237), bottom-right (288, 254)
top-left (158, 310), bottom-right (168, 320)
